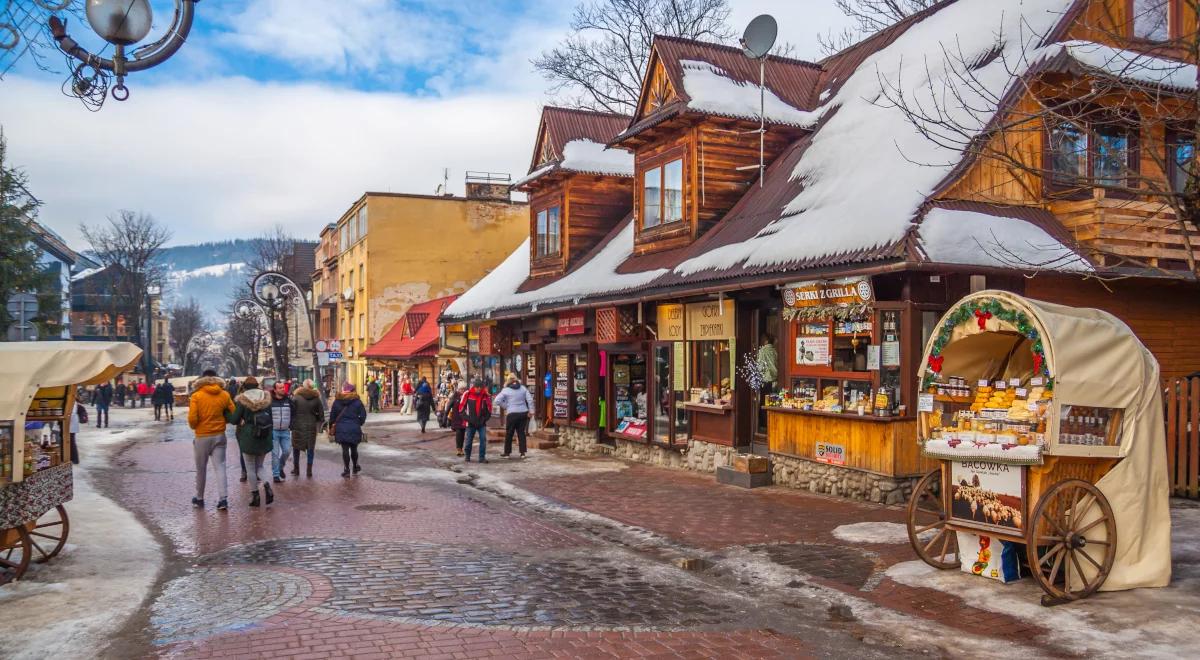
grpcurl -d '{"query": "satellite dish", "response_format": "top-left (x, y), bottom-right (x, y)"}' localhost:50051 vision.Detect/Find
top-left (741, 14), bottom-right (777, 60)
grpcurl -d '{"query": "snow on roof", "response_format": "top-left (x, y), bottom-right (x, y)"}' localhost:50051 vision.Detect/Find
top-left (511, 163), bottom-right (556, 188)
top-left (680, 59), bottom-right (819, 127)
top-left (560, 139), bottom-right (634, 176)
top-left (675, 0), bottom-right (1074, 276)
top-left (70, 266), bottom-right (105, 282)
top-left (918, 208), bottom-right (1092, 272)
top-left (1046, 40), bottom-right (1198, 91)
top-left (443, 221), bottom-right (667, 320)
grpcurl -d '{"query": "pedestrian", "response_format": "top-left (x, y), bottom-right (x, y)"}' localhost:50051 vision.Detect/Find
top-left (114, 380), bottom-right (127, 408)
top-left (70, 394), bottom-right (85, 465)
top-left (401, 376), bottom-right (414, 414)
top-left (162, 378), bottom-right (176, 421)
top-left (94, 380), bottom-right (112, 428)
top-left (493, 375), bottom-right (534, 459)
top-left (152, 380), bottom-right (168, 421)
top-left (291, 379), bottom-right (324, 478)
top-left (459, 378), bottom-right (491, 463)
top-left (329, 382), bottom-right (367, 478)
top-left (447, 382), bottom-right (468, 456)
top-left (187, 369), bottom-right (235, 511)
top-left (415, 377), bottom-right (434, 433)
top-left (268, 380), bottom-right (296, 483)
top-left (227, 376), bottom-right (274, 507)
top-left (367, 377), bottom-right (381, 413)
top-left (138, 380), bottom-right (152, 408)
top-left (225, 377), bottom-right (239, 399)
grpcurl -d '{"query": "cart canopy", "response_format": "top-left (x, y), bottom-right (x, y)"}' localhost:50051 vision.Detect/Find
top-left (0, 341), bottom-right (142, 421)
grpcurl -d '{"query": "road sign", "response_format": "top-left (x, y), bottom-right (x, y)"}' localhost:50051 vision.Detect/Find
top-left (327, 351), bottom-right (343, 360)
top-left (315, 339), bottom-right (328, 352)
top-left (330, 340), bottom-right (342, 351)
top-left (317, 351), bottom-right (330, 366)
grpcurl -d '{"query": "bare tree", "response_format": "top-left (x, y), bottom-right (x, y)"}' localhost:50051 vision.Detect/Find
top-left (534, 0), bottom-right (735, 114)
top-left (877, 1), bottom-right (1200, 277)
top-left (248, 225), bottom-right (304, 378)
top-left (168, 298), bottom-right (208, 375)
top-left (0, 1), bottom-right (87, 78)
top-left (818, 0), bottom-right (935, 56)
top-left (80, 211), bottom-right (171, 372)
top-left (224, 284), bottom-right (263, 377)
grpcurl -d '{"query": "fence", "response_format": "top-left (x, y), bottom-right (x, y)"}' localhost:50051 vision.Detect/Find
top-left (1165, 377), bottom-right (1200, 499)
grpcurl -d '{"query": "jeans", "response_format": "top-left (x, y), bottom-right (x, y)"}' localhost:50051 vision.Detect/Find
top-left (194, 434), bottom-right (228, 501)
top-left (271, 429), bottom-right (292, 478)
top-left (464, 425), bottom-right (487, 460)
top-left (95, 403), bottom-right (109, 427)
top-left (243, 453), bottom-right (265, 490)
top-left (503, 412), bottom-right (529, 456)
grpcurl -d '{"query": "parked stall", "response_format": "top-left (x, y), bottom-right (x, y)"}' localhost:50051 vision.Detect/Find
top-left (907, 291), bottom-right (1170, 604)
top-left (0, 341), bottom-right (141, 585)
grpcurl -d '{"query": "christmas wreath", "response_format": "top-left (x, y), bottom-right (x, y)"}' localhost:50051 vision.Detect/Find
top-left (921, 298), bottom-right (1051, 390)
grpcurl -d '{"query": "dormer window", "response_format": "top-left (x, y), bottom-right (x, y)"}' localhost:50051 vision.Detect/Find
top-left (642, 158), bottom-right (683, 229)
top-left (536, 205), bottom-right (561, 257)
top-left (1131, 0), bottom-right (1170, 41)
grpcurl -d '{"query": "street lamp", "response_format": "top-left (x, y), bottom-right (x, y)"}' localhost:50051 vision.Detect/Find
top-left (183, 330), bottom-right (214, 376)
top-left (248, 271), bottom-right (326, 413)
top-left (49, 0), bottom-right (199, 107)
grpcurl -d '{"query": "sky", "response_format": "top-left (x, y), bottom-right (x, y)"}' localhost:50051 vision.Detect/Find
top-left (1, 0), bottom-right (857, 248)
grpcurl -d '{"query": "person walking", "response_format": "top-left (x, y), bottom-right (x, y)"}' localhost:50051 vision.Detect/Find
top-left (94, 380), bottom-right (112, 429)
top-left (225, 377), bottom-right (239, 399)
top-left (291, 379), bottom-right (324, 478)
top-left (493, 375), bottom-right (534, 459)
top-left (162, 378), bottom-right (176, 421)
top-left (140, 380), bottom-right (154, 408)
top-left (414, 377), bottom-right (434, 433)
top-left (268, 380), bottom-right (296, 483)
top-left (114, 380), bottom-right (127, 408)
top-left (446, 383), bottom-right (468, 456)
top-left (227, 377), bottom-right (274, 507)
top-left (366, 378), bottom-right (382, 413)
top-left (459, 379), bottom-right (491, 463)
top-left (187, 369), bottom-right (235, 511)
top-left (330, 383), bottom-right (367, 477)
top-left (70, 395), bottom-right (85, 465)
top-left (152, 380), bottom-right (168, 421)
top-left (400, 376), bottom-right (415, 414)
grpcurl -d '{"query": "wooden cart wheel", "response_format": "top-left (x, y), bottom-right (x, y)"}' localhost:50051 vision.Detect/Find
top-left (30, 505), bottom-right (69, 563)
top-left (907, 469), bottom-right (960, 569)
top-left (0, 526), bottom-right (32, 586)
top-left (1026, 479), bottom-right (1116, 605)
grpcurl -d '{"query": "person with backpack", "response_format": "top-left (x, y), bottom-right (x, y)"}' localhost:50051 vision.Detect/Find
top-left (268, 380), bottom-right (296, 483)
top-left (366, 378), bottom-right (382, 413)
top-left (187, 369), bottom-right (235, 511)
top-left (329, 382), bottom-right (368, 477)
top-left (493, 375), bottom-right (535, 459)
top-left (459, 379), bottom-right (492, 463)
top-left (94, 380), bottom-right (112, 429)
top-left (290, 379), bottom-right (324, 478)
top-left (226, 377), bottom-right (275, 507)
top-left (414, 377), bottom-right (434, 433)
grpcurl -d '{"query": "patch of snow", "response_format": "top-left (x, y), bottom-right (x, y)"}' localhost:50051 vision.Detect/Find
top-left (680, 59), bottom-right (819, 126)
top-left (832, 521), bottom-right (916, 545)
top-left (920, 208), bottom-right (1092, 271)
top-left (1048, 40), bottom-right (1198, 91)
top-left (675, 0), bottom-right (1075, 276)
top-left (169, 262), bottom-right (245, 282)
top-left (512, 163), bottom-right (556, 188)
top-left (560, 139), bottom-right (634, 176)
top-left (69, 266), bottom-right (104, 282)
top-left (443, 239), bottom-right (531, 319)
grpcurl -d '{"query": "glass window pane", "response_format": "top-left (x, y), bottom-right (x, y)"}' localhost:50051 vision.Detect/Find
top-left (643, 167), bottom-right (661, 229)
top-left (1133, 0), bottom-right (1170, 41)
top-left (536, 210), bottom-right (547, 256)
top-left (1173, 139), bottom-right (1194, 192)
top-left (1093, 128), bottom-right (1129, 186)
top-left (654, 346), bottom-right (672, 444)
top-left (1050, 123), bottom-right (1087, 184)
top-left (358, 206), bottom-right (368, 237)
top-left (663, 159), bottom-right (683, 223)
top-left (548, 207), bottom-right (560, 255)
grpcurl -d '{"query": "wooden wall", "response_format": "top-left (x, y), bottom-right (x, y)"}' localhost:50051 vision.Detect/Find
top-left (766, 409), bottom-right (931, 477)
top-left (565, 175), bottom-right (633, 267)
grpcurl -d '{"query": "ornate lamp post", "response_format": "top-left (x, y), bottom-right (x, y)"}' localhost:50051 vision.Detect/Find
top-left (246, 271), bottom-right (325, 412)
top-left (183, 330), bottom-right (214, 376)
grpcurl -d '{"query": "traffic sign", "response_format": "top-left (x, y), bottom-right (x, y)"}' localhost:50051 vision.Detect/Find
top-left (327, 351), bottom-right (343, 360)
top-left (330, 340), bottom-right (342, 351)
top-left (315, 339), bottom-right (328, 352)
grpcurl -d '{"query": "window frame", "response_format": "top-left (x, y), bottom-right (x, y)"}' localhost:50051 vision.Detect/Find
top-left (636, 145), bottom-right (689, 241)
top-left (1166, 127), bottom-right (1195, 195)
top-left (530, 190), bottom-right (565, 265)
top-left (1043, 107), bottom-right (1141, 197)
top-left (641, 157), bottom-right (684, 231)
top-left (1128, 0), bottom-right (1175, 42)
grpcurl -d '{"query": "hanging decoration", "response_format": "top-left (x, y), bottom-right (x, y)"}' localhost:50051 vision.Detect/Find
top-left (922, 298), bottom-right (1051, 390)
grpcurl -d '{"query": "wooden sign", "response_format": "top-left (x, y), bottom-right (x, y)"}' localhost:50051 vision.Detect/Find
top-left (557, 310), bottom-right (585, 336)
top-left (685, 300), bottom-right (735, 341)
top-left (656, 303), bottom-right (685, 341)
top-left (782, 277), bottom-right (873, 308)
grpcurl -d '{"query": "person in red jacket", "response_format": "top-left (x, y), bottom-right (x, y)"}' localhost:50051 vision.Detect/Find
top-left (458, 379), bottom-right (492, 463)
top-left (137, 380), bottom-right (153, 408)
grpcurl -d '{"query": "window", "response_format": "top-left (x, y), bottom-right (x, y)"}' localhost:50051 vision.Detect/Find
top-left (1132, 0), bottom-right (1170, 41)
top-left (1049, 121), bottom-right (1087, 185)
top-left (340, 224), bottom-right (348, 252)
top-left (358, 314), bottom-right (365, 339)
top-left (1168, 131), bottom-right (1194, 193)
top-left (358, 264), bottom-right (364, 290)
top-left (641, 158), bottom-right (684, 230)
top-left (348, 269), bottom-right (355, 291)
top-left (1048, 119), bottom-right (1135, 189)
top-left (690, 340), bottom-right (732, 404)
top-left (1093, 126), bottom-right (1132, 186)
top-left (357, 205), bottom-right (368, 238)
top-left (535, 206), bottom-right (561, 257)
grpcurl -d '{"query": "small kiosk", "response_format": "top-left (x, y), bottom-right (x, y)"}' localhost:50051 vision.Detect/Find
top-left (907, 291), bottom-right (1170, 604)
top-left (0, 342), bottom-right (141, 585)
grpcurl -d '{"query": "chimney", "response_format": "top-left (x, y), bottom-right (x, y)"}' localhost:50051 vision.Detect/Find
top-left (465, 171), bottom-right (512, 202)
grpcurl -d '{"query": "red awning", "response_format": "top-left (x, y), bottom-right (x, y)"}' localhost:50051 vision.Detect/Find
top-left (362, 295), bottom-right (459, 359)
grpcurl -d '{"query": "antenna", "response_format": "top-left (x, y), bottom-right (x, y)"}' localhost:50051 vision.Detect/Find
top-left (739, 15), bottom-right (777, 188)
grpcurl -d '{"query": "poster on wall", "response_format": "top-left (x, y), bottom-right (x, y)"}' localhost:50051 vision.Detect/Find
top-left (795, 337), bottom-right (831, 366)
top-left (882, 341), bottom-right (901, 368)
top-left (949, 461), bottom-right (1025, 533)
top-left (613, 364), bottom-right (630, 386)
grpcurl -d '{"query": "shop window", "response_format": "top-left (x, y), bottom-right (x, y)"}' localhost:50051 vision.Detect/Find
top-left (653, 344), bottom-right (689, 444)
top-left (690, 339), bottom-right (732, 404)
top-left (573, 352), bottom-right (589, 424)
top-left (642, 158), bottom-right (683, 230)
top-left (536, 206), bottom-right (561, 257)
top-left (551, 353), bottom-right (571, 420)
top-left (1131, 0), bottom-right (1170, 41)
top-left (611, 353), bottom-right (648, 438)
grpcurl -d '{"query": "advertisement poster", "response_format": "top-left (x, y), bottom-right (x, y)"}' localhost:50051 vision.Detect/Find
top-left (882, 341), bottom-right (901, 367)
top-left (814, 442), bottom-right (846, 465)
top-left (950, 461), bottom-right (1025, 533)
top-left (613, 364), bottom-right (630, 386)
top-left (795, 337), bottom-right (831, 366)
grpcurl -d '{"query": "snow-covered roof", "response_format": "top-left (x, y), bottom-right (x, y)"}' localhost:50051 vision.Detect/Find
top-left (918, 207), bottom-right (1091, 272)
top-left (512, 139), bottom-right (634, 188)
top-left (1040, 40), bottom-right (1198, 92)
top-left (70, 266), bottom-right (105, 282)
top-left (680, 59), bottom-right (818, 127)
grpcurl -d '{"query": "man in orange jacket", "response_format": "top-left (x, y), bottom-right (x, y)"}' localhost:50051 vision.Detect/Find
top-left (188, 369), bottom-right (235, 511)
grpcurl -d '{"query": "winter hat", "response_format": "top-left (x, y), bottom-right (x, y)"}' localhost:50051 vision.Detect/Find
top-left (242, 376), bottom-right (259, 389)
top-left (342, 382), bottom-right (356, 393)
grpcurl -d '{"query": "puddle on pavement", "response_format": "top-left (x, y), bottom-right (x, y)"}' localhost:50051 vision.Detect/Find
top-left (750, 543), bottom-right (879, 591)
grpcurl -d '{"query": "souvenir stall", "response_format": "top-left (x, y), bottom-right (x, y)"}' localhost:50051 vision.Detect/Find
top-left (907, 291), bottom-right (1170, 604)
top-left (1, 341), bottom-right (141, 585)
top-left (545, 311), bottom-right (600, 430)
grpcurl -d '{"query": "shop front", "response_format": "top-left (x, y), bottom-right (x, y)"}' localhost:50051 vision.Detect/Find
top-left (764, 276), bottom-right (936, 503)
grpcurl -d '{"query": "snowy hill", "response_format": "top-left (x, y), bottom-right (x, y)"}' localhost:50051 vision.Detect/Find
top-left (157, 240), bottom-right (261, 321)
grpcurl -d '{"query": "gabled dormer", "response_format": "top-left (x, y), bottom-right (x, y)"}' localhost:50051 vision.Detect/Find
top-left (615, 36), bottom-right (821, 256)
top-left (514, 106), bottom-right (635, 278)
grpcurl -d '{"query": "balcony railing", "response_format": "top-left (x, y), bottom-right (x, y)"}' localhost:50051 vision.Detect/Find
top-left (1051, 188), bottom-right (1200, 271)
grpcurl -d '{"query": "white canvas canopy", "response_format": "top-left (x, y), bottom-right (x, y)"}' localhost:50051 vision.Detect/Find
top-left (0, 341), bottom-right (142, 421)
top-left (919, 291), bottom-right (1171, 591)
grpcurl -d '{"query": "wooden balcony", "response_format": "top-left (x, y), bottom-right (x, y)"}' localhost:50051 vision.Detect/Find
top-left (1051, 189), bottom-right (1200, 270)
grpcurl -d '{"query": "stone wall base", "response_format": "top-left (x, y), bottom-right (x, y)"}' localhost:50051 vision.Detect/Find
top-left (554, 427), bottom-right (737, 474)
top-left (770, 453), bottom-right (920, 505)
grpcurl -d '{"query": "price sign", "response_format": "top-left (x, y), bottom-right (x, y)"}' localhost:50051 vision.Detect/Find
top-left (917, 393), bottom-right (935, 412)
top-left (1016, 388), bottom-right (1028, 398)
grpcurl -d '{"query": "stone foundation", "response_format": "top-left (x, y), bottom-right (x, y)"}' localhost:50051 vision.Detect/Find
top-left (554, 427), bottom-right (737, 475)
top-left (556, 426), bottom-right (604, 455)
top-left (769, 453), bottom-right (920, 505)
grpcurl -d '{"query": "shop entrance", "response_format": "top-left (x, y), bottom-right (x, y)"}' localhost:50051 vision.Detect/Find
top-left (752, 307), bottom-right (781, 456)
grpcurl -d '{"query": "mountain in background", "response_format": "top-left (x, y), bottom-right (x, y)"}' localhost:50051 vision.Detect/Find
top-left (159, 240), bottom-right (261, 322)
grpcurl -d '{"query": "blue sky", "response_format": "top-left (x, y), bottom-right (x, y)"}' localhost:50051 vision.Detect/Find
top-left (2, 0), bottom-right (854, 247)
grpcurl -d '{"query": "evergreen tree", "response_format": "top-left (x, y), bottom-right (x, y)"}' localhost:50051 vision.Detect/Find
top-left (0, 129), bottom-right (57, 339)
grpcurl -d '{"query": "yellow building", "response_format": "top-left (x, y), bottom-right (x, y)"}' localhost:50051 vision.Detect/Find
top-left (335, 178), bottom-right (528, 396)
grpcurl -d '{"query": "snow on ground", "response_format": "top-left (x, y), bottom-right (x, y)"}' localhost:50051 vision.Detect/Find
top-left (832, 521), bottom-right (914, 544)
top-left (168, 262), bottom-right (245, 282)
top-left (0, 410), bottom-right (163, 659)
top-left (885, 501), bottom-right (1200, 658)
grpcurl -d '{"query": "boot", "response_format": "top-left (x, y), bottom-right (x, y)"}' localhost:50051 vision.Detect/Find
top-left (353, 463), bottom-right (362, 474)
top-left (240, 472), bottom-right (248, 483)
top-left (342, 465), bottom-right (351, 478)
top-left (263, 482), bottom-right (274, 505)
top-left (306, 463), bottom-right (313, 478)
top-left (291, 451), bottom-right (300, 476)
top-left (249, 489), bottom-right (261, 507)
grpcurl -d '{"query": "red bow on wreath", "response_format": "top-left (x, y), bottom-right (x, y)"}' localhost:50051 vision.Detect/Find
top-left (1032, 352), bottom-right (1043, 375)
top-left (928, 355), bottom-right (944, 373)
top-left (974, 309), bottom-right (992, 330)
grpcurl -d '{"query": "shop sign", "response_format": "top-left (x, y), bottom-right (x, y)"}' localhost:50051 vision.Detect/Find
top-left (685, 300), bottom-right (735, 340)
top-left (327, 351), bottom-right (343, 361)
top-left (814, 441), bottom-right (845, 465)
top-left (782, 277), bottom-right (873, 308)
top-left (657, 303), bottom-right (685, 340)
top-left (557, 310), bottom-right (585, 336)
top-left (949, 461), bottom-right (1025, 533)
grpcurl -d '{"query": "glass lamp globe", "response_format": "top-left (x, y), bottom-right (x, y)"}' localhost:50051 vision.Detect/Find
top-left (86, 0), bottom-right (153, 46)
top-left (261, 283), bottom-right (280, 302)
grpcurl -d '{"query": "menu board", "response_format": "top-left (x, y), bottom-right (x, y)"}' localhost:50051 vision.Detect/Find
top-left (553, 354), bottom-right (570, 419)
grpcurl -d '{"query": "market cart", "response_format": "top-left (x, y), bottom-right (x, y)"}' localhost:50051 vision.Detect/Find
top-left (0, 341), bottom-right (141, 585)
top-left (906, 291), bottom-right (1171, 605)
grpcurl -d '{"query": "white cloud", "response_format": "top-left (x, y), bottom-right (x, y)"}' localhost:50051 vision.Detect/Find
top-left (728, 0), bottom-right (860, 61)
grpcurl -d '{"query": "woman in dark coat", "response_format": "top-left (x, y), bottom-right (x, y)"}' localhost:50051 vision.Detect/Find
top-left (329, 383), bottom-right (368, 478)
top-left (414, 377), bottom-right (434, 433)
top-left (446, 383), bottom-right (468, 457)
top-left (291, 379), bottom-right (324, 478)
top-left (226, 377), bottom-right (275, 507)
